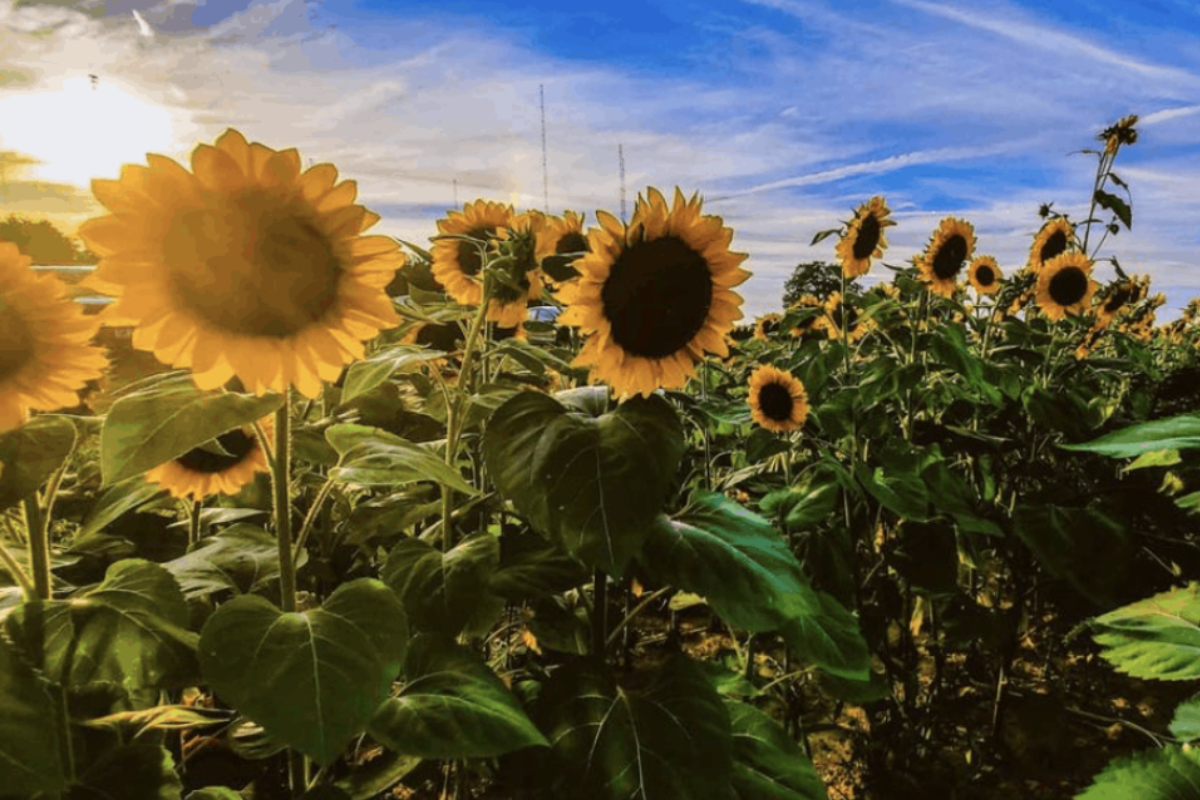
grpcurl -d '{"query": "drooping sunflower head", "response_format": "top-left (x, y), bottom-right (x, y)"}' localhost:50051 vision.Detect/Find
top-left (536, 210), bottom-right (591, 286)
top-left (967, 256), bottom-right (1002, 296)
top-left (915, 217), bottom-right (976, 298)
top-left (1099, 114), bottom-right (1139, 155)
top-left (754, 313), bottom-right (784, 342)
top-left (79, 129), bottom-right (405, 400)
top-left (1035, 252), bottom-right (1098, 321)
top-left (1095, 278), bottom-right (1137, 327)
top-left (819, 291), bottom-right (869, 342)
top-left (836, 196), bottom-right (896, 279)
top-left (748, 364), bottom-right (808, 432)
top-left (144, 416), bottom-right (274, 501)
top-left (485, 210), bottom-right (547, 327)
top-left (0, 242), bottom-right (110, 433)
top-left (1028, 217), bottom-right (1075, 273)
top-left (557, 187), bottom-right (750, 400)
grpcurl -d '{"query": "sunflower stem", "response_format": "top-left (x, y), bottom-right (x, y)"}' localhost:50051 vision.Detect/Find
top-left (592, 568), bottom-right (608, 658)
top-left (293, 476), bottom-right (338, 565)
top-left (0, 536), bottom-right (34, 597)
top-left (265, 388), bottom-right (297, 613)
top-left (22, 496), bottom-right (51, 601)
top-left (188, 498), bottom-right (203, 549)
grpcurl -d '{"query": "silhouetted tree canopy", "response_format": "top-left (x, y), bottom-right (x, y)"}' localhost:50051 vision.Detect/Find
top-left (781, 260), bottom-right (849, 308)
top-left (0, 214), bottom-right (94, 265)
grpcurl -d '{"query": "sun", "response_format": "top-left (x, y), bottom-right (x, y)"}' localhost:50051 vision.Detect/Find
top-left (0, 76), bottom-right (178, 188)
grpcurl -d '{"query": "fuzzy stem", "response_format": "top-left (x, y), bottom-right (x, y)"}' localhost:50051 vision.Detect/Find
top-left (0, 537), bottom-right (34, 596)
top-left (22, 497), bottom-right (51, 601)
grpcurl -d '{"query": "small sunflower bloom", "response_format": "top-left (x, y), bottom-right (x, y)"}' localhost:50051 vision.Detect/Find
top-left (536, 210), bottom-right (591, 286)
top-left (819, 292), bottom-right (870, 342)
top-left (754, 313), bottom-right (784, 342)
top-left (1028, 218), bottom-right (1075, 274)
top-left (748, 365), bottom-right (808, 432)
top-left (0, 243), bottom-right (110, 433)
top-left (788, 295), bottom-right (825, 338)
top-left (1036, 252), bottom-right (1099, 321)
top-left (968, 256), bottom-right (1002, 296)
top-left (835, 196), bottom-right (895, 279)
top-left (144, 416), bottom-right (274, 500)
top-left (79, 129), bottom-right (404, 400)
top-left (431, 199), bottom-right (514, 306)
top-left (557, 187), bottom-right (750, 401)
top-left (916, 217), bottom-right (976, 298)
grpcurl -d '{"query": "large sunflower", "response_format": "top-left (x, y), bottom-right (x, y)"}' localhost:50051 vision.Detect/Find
top-left (836, 196), bottom-right (895, 279)
top-left (1036, 252), bottom-right (1098, 321)
top-left (1028, 218), bottom-right (1075, 273)
top-left (144, 415), bottom-right (274, 500)
top-left (536, 210), bottom-right (591, 286)
top-left (0, 242), bottom-right (110, 433)
top-left (748, 365), bottom-right (808, 432)
top-left (557, 187), bottom-right (750, 400)
top-left (79, 129), bottom-right (403, 400)
top-left (915, 217), bottom-right (975, 298)
top-left (967, 256), bottom-right (1002, 296)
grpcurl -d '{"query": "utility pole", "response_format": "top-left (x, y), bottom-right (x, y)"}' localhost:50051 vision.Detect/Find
top-left (618, 144), bottom-right (626, 224)
top-left (540, 84), bottom-right (549, 214)
top-left (453, 178), bottom-right (458, 208)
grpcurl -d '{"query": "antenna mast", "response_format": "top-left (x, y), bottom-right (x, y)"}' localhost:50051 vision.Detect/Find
top-left (618, 144), bottom-right (626, 224)
top-left (453, 178), bottom-right (458, 208)
top-left (540, 84), bottom-right (549, 214)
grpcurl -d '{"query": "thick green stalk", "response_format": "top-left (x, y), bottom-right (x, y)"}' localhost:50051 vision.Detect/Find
top-left (22, 496), bottom-right (50, 601)
top-left (0, 536), bottom-right (34, 597)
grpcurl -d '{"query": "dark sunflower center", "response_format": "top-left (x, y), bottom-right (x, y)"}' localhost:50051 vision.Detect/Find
top-left (600, 235), bottom-right (714, 360)
top-left (762, 318), bottom-right (780, 336)
top-left (932, 235), bottom-right (968, 280)
top-left (455, 226), bottom-right (496, 278)
top-left (1048, 267), bottom-right (1089, 307)
top-left (416, 322), bottom-right (461, 352)
top-left (175, 428), bottom-right (257, 474)
top-left (831, 302), bottom-right (858, 331)
top-left (759, 382), bottom-right (795, 422)
top-left (0, 306), bottom-right (35, 379)
top-left (165, 191), bottom-right (343, 338)
top-left (1105, 285), bottom-right (1132, 313)
top-left (975, 264), bottom-right (996, 286)
top-left (556, 232), bottom-right (590, 255)
top-left (1039, 230), bottom-right (1068, 265)
top-left (852, 214), bottom-right (882, 260)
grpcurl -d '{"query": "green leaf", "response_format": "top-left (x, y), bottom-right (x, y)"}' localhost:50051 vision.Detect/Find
top-left (1090, 583), bottom-right (1200, 681)
top-left (74, 477), bottom-right (165, 543)
top-left (726, 700), bottom-right (828, 800)
top-left (332, 750), bottom-right (422, 800)
top-left (1125, 449), bottom-right (1182, 471)
top-left (1075, 745), bottom-right (1200, 799)
top-left (368, 634), bottom-right (548, 759)
top-left (1093, 189), bottom-right (1132, 230)
top-left (381, 534), bottom-right (498, 637)
top-left (1013, 504), bottom-right (1132, 607)
top-left (67, 744), bottom-right (183, 800)
top-left (198, 578), bottom-right (408, 767)
top-left (6, 559), bottom-right (198, 691)
top-left (639, 492), bottom-right (868, 680)
top-left (1061, 413), bottom-right (1200, 458)
top-left (1170, 692), bottom-right (1200, 742)
top-left (759, 465), bottom-right (839, 531)
top-left (161, 523), bottom-right (290, 598)
top-left (100, 386), bottom-right (283, 487)
top-left (482, 389), bottom-right (685, 575)
top-left (537, 656), bottom-right (737, 800)
top-left (489, 528), bottom-right (589, 601)
top-left (325, 423), bottom-right (476, 495)
top-left (186, 789), bottom-right (243, 800)
top-left (0, 635), bottom-right (67, 795)
top-left (0, 414), bottom-right (77, 512)
top-left (341, 346), bottom-right (447, 404)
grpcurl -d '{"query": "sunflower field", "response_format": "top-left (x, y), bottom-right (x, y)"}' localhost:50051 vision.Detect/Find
top-left (2, 117), bottom-right (1200, 800)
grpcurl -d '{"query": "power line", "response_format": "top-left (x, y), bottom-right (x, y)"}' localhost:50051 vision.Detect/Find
top-left (540, 84), bottom-right (549, 214)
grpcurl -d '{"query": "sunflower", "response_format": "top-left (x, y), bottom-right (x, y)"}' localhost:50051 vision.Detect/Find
top-left (1035, 252), bottom-right (1098, 321)
top-left (748, 364), bottom-right (808, 432)
top-left (819, 292), bottom-right (869, 342)
top-left (401, 320), bottom-right (460, 369)
top-left (144, 415), bottom-right (274, 500)
top-left (1028, 218), bottom-right (1075, 273)
top-left (557, 187), bottom-right (750, 400)
top-left (754, 313), bottom-right (784, 342)
top-left (79, 129), bottom-right (403, 400)
top-left (1094, 278), bottom-right (1137, 328)
top-left (835, 196), bottom-right (896, 279)
top-left (787, 295), bottom-right (825, 338)
top-left (536, 210), bottom-right (591, 286)
top-left (0, 243), bottom-right (109, 433)
top-left (967, 256), bottom-right (1002, 295)
top-left (485, 210), bottom-right (547, 326)
top-left (915, 217), bottom-right (976, 298)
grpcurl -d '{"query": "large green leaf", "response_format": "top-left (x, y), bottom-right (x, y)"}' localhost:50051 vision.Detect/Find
top-left (74, 477), bottom-right (165, 542)
top-left (1061, 413), bottom-right (1200, 458)
top-left (1075, 746), bottom-right (1200, 799)
top-left (381, 534), bottom-right (497, 636)
top-left (726, 700), bottom-right (827, 800)
top-left (482, 388), bottom-right (685, 575)
top-left (325, 423), bottom-right (476, 495)
top-left (1170, 692), bottom-right (1200, 742)
top-left (639, 492), bottom-right (868, 680)
top-left (67, 744), bottom-right (182, 800)
top-left (1090, 583), bottom-right (1200, 681)
top-left (0, 635), bottom-right (67, 795)
top-left (1013, 504), bottom-right (1132, 607)
top-left (100, 385), bottom-right (283, 487)
top-left (0, 414), bottom-right (77, 512)
top-left (489, 529), bottom-right (590, 601)
top-left (340, 345), bottom-right (447, 404)
top-left (6, 559), bottom-right (198, 691)
top-left (368, 634), bottom-right (548, 759)
top-left (161, 523), bottom-right (293, 598)
top-left (537, 655), bottom-right (737, 800)
top-left (198, 578), bottom-right (408, 767)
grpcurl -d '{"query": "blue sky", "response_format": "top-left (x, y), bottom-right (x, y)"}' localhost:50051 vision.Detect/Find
top-left (0, 0), bottom-right (1198, 322)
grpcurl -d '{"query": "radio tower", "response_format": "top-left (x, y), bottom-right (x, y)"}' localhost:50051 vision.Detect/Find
top-left (540, 84), bottom-right (549, 214)
top-left (453, 178), bottom-right (458, 207)
top-left (618, 144), bottom-right (626, 224)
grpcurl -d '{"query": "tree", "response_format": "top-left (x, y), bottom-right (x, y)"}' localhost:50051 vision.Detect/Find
top-left (781, 260), bottom-right (848, 309)
top-left (0, 214), bottom-right (88, 265)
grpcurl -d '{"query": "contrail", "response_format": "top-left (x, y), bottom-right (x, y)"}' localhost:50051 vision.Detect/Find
top-left (132, 9), bottom-right (154, 39)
